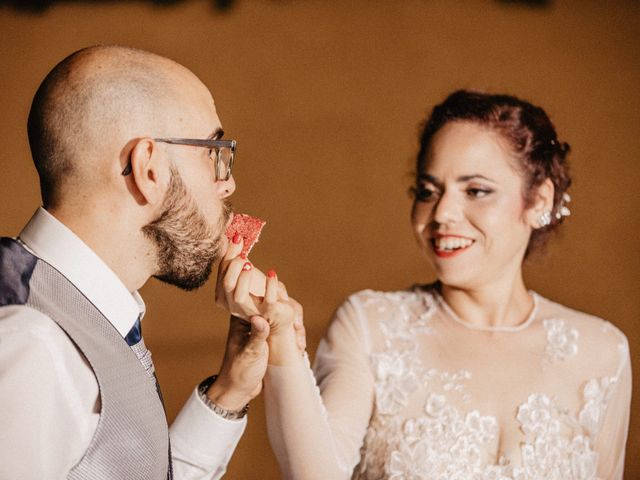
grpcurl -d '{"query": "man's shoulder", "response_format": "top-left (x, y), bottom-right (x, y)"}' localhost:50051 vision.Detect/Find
top-left (0, 305), bottom-right (100, 478)
top-left (0, 303), bottom-right (98, 400)
top-left (0, 304), bottom-right (82, 361)
top-left (0, 237), bottom-right (39, 307)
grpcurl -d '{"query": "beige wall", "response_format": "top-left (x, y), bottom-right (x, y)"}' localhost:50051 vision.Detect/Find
top-left (1, 1), bottom-right (638, 477)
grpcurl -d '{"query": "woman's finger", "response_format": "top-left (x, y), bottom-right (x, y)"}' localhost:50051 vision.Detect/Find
top-left (217, 236), bottom-right (244, 283)
top-left (293, 316), bottom-right (307, 352)
top-left (225, 233), bottom-right (244, 261)
top-left (233, 261), bottom-right (254, 304)
top-left (264, 270), bottom-right (279, 306)
top-left (228, 262), bottom-right (262, 319)
top-left (222, 255), bottom-right (250, 295)
top-left (291, 299), bottom-right (303, 320)
top-left (277, 280), bottom-right (289, 301)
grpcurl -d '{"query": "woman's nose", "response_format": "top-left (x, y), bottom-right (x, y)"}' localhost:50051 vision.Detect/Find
top-left (433, 191), bottom-right (462, 225)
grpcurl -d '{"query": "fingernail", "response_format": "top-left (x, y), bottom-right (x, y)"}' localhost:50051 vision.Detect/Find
top-left (242, 262), bottom-right (252, 271)
top-left (267, 269), bottom-right (277, 278)
top-left (232, 232), bottom-right (241, 244)
top-left (240, 252), bottom-right (247, 260)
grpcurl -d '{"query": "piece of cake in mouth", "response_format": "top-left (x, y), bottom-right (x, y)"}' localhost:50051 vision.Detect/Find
top-left (225, 213), bottom-right (267, 296)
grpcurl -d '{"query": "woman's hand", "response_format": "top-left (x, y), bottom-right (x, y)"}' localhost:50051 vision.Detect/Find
top-left (261, 272), bottom-right (302, 335)
top-left (215, 235), bottom-right (306, 354)
top-left (263, 273), bottom-right (307, 365)
top-left (215, 235), bottom-right (268, 319)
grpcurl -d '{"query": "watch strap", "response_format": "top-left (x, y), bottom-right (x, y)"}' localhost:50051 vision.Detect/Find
top-left (197, 375), bottom-right (250, 420)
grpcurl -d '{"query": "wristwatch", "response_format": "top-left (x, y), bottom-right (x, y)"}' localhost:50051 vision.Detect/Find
top-left (197, 375), bottom-right (250, 420)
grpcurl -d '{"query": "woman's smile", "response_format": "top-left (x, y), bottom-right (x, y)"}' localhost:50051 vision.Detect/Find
top-left (431, 234), bottom-right (475, 258)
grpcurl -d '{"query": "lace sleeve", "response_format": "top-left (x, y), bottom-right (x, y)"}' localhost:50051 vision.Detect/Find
top-left (313, 295), bottom-right (375, 469)
top-left (264, 294), bottom-right (375, 480)
top-left (593, 332), bottom-right (632, 480)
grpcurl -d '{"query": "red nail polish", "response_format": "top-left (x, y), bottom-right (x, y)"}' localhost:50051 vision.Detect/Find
top-left (267, 269), bottom-right (277, 278)
top-left (242, 262), bottom-right (252, 272)
top-left (240, 252), bottom-right (247, 260)
top-left (232, 232), bottom-right (241, 244)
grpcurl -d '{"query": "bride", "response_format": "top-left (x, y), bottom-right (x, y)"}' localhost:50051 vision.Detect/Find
top-left (219, 90), bottom-right (631, 479)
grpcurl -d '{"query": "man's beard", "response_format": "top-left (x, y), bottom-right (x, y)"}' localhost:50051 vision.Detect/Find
top-left (142, 167), bottom-right (232, 291)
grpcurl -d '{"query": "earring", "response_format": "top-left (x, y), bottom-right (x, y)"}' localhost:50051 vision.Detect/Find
top-left (538, 211), bottom-right (552, 228)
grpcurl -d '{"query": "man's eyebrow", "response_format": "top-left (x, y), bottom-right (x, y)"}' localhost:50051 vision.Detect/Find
top-left (208, 128), bottom-right (224, 140)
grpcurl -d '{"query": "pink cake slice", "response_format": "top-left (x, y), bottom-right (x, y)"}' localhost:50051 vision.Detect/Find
top-left (225, 213), bottom-right (266, 256)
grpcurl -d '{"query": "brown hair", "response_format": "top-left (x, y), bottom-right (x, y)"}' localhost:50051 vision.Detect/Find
top-left (415, 90), bottom-right (572, 257)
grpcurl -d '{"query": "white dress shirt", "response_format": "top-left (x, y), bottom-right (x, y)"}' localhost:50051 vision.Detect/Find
top-left (0, 208), bottom-right (246, 480)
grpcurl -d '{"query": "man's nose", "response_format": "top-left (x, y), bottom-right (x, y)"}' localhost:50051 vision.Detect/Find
top-left (216, 175), bottom-right (236, 198)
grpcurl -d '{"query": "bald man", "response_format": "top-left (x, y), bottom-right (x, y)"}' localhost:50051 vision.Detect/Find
top-left (0, 46), bottom-right (272, 479)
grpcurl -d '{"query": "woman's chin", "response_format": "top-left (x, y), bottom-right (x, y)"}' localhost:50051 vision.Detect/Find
top-left (433, 267), bottom-right (479, 291)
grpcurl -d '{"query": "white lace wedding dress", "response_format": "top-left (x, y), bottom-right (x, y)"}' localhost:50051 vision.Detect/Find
top-left (265, 284), bottom-right (631, 480)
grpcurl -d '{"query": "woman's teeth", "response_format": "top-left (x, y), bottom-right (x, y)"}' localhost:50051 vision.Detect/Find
top-left (434, 237), bottom-right (474, 251)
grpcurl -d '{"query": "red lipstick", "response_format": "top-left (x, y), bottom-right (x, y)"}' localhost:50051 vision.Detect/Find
top-left (430, 234), bottom-right (474, 258)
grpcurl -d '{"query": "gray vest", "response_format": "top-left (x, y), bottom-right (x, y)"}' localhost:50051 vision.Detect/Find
top-left (0, 238), bottom-right (170, 479)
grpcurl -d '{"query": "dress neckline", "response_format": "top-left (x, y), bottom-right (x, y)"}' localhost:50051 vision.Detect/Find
top-left (431, 288), bottom-right (540, 333)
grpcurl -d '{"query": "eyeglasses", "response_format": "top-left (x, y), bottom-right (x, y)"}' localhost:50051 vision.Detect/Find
top-left (121, 137), bottom-right (236, 182)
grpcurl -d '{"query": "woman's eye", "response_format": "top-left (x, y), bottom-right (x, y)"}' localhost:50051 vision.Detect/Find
top-left (413, 185), bottom-right (437, 202)
top-left (466, 188), bottom-right (493, 198)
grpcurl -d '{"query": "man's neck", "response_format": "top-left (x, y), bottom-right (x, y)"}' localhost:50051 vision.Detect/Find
top-left (47, 207), bottom-right (153, 292)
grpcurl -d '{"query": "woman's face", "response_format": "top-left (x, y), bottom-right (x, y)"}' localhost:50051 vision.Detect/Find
top-left (411, 121), bottom-right (539, 290)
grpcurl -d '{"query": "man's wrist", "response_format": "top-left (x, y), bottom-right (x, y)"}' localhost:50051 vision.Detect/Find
top-left (198, 375), bottom-right (250, 420)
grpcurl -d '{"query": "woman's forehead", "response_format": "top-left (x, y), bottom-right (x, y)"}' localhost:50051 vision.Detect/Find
top-left (423, 122), bottom-right (522, 181)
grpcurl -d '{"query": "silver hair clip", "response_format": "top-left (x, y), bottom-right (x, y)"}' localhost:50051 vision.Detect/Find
top-left (555, 192), bottom-right (571, 219)
top-left (549, 138), bottom-right (568, 154)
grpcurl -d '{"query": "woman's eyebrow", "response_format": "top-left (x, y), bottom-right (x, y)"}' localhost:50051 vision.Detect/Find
top-left (417, 173), bottom-right (442, 189)
top-left (417, 173), bottom-right (497, 187)
top-left (457, 174), bottom-right (496, 184)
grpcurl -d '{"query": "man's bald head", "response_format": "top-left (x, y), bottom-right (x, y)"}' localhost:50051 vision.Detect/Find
top-left (27, 45), bottom-right (206, 208)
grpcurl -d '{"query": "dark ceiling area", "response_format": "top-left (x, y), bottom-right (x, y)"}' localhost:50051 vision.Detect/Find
top-left (0, 0), bottom-right (551, 14)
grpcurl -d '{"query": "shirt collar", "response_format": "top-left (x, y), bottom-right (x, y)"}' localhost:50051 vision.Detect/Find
top-left (18, 207), bottom-right (145, 338)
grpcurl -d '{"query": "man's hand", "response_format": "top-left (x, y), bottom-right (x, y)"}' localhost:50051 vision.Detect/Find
top-left (206, 315), bottom-right (270, 411)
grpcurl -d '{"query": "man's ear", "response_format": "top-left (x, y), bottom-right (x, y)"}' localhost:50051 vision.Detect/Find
top-left (127, 138), bottom-right (167, 206)
top-left (526, 178), bottom-right (555, 228)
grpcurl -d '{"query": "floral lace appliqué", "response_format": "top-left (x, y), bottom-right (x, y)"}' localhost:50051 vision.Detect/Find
top-left (543, 318), bottom-right (579, 362)
top-left (352, 290), bottom-right (610, 480)
top-left (366, 290), bottom-right (437, 415)
top-left (387, 402), bottom-right (500, 479)
top-left (579, 376), bottom-right (618, 437)
top-left (517, 394), bottom-right (598, 480)
top-left (371, 349), bottom-right (421, 415)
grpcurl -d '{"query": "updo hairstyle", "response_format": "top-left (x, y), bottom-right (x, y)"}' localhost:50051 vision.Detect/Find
top-left (415, 90), bottom-right (572, 257)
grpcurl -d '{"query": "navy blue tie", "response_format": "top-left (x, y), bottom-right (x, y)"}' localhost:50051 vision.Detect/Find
top-left (124, 316), bottom-right (142, 346)
top-left (125, 316), bottom-right (154, 376)
top-left (124, 316), bottom-right (173, 479)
